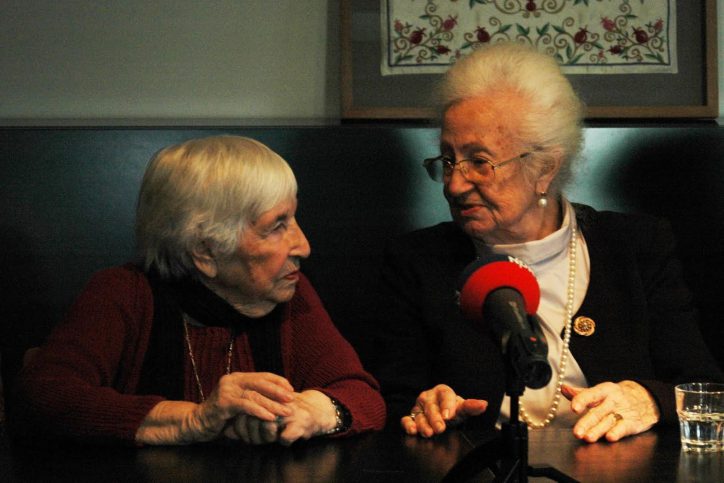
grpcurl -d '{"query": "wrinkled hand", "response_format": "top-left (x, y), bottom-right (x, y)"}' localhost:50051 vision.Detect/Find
top-left (191, 372), bottom-right (295, 442)
top-left (562, 380), bottom-right (660, 443)
top-left (228, 389), bottom-right (337, 446)
top-left (226, 414), bottom-right (282, 445)
top-left (401, 384), bottom-right (488, 438)
top-left (275, 390), bottom-right (338, 445)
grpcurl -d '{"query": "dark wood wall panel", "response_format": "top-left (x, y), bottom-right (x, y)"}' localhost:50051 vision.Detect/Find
top-left (2, 125), bottom-right (722, 389)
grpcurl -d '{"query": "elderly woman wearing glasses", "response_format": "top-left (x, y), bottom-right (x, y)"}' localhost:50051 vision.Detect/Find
top-left (14, 135), bottom-right (385, 445)
top-left (368, 42), bottom-right (722, 443)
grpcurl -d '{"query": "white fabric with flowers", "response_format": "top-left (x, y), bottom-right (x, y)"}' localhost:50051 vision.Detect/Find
top-left (381, 0), bottom-right (676, 75)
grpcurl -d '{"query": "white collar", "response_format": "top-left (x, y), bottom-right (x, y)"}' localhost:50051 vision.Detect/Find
top-left (474, 198), bottom-right (576, 267)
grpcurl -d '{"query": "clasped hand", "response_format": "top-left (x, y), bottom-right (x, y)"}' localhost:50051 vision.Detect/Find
top-left (194, 372), bottom-right (337, 445)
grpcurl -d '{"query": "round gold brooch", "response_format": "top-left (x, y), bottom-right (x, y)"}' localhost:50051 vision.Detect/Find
top-left (573, 316), bottom-right (595, 336)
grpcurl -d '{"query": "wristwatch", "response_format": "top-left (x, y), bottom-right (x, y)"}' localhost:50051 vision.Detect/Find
top-left (325, 397), bottom-right (351, 435)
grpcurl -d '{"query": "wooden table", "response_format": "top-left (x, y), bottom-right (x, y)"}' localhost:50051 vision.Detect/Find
top-left (1, 425), bottom-right (721, 482)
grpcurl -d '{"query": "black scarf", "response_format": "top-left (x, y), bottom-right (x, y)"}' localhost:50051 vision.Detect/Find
top-left (137, 269), bottom-right (284, 400)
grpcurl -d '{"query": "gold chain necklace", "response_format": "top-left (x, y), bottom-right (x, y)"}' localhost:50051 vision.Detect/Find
top-left (518, 226), bottom-right (577, 429)
top-left (182, 314), bottom-right (234, 402)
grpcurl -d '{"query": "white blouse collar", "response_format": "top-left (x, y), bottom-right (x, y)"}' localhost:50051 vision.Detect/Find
top-left (474, 198), bottom-right (576, 267)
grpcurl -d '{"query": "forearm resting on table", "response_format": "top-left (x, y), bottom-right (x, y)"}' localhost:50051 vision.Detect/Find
top-left (135, 400), bottom-right (212, 445)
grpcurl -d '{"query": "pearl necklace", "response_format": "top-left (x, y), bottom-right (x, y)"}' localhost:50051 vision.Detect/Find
top-left (518, 226), bottom-right (577, 429)
top-left (183, 315), bottom-right (234, 402)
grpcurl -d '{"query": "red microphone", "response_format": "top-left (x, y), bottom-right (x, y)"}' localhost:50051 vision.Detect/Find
top-left (457, 255), bottom-right (540, 321)
top-left (457, 254), bottom-right (551, 389)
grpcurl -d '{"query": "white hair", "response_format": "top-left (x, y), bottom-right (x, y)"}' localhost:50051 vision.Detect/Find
top-left (135, 135), bottom-right (297, 279)
top-left (438, 41), bottom-right (585, 189)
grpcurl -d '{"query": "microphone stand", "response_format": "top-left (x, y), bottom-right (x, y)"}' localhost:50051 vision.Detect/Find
top-left (442, 334), bottom-right (579, 482)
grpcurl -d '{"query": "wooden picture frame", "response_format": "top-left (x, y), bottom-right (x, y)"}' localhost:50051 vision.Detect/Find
top-left (341, 0), bottom-right (718, 120)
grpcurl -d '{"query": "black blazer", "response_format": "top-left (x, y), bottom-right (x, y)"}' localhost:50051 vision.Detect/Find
top-left (365, 204), bottom-right (722, 427)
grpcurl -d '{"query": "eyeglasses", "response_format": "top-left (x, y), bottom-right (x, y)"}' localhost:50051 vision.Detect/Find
top-left (422, 152), bottom-right (530, 183)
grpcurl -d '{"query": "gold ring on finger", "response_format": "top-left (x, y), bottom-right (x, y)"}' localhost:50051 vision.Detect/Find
top-left (409, 408), bottom-right (424, 421)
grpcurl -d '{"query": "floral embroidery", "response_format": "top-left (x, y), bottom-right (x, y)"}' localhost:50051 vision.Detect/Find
top-left (382, 0), bottom-right (676, 75)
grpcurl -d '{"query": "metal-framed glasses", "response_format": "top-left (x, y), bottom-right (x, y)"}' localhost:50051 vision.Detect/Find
top-left (422, 152), bottom-right (530, 183)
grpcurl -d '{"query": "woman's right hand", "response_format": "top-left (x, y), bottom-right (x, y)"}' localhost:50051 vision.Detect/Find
top-left (400, 384), bottom-right (488, 437)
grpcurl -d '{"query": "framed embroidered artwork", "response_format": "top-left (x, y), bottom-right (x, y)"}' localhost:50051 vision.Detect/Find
top-left (340, 0), bottom-right (718, 120)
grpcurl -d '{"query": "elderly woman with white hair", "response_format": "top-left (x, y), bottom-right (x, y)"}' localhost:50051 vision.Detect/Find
top-left (14, 135), bottom-right (385, 445)
top-left (368, 42), bottom-right (721, 443)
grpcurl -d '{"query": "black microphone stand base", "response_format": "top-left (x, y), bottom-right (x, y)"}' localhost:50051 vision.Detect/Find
top-left (443, 312), bottom-right (579, 482)
top-left (441, 405), bottom-right (579, 483)
top-left (442, 352), bottom-right (578, 483)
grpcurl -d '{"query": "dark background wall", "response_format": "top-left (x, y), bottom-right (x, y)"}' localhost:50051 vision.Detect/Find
top-left (1, 126), bottom-right (723, 391)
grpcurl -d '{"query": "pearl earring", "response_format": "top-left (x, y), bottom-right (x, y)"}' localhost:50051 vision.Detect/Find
top-left (537, 191), bottom-right (548, 208)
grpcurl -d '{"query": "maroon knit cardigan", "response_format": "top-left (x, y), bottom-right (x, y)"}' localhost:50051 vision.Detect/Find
top-left (15, 264), bottom-right (386, 444)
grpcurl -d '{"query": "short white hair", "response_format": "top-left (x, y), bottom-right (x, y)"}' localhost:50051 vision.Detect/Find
top-left (135, 135), bottom-right (297, 279)
top-left (438, 41), bottom-right (584, 189)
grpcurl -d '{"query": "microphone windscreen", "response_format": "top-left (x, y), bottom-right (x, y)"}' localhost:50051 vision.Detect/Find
top-left (457, 255), bottom-right (540, 321)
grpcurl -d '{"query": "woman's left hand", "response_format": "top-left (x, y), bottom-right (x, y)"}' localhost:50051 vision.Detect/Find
top-left (274, 390), bottom-right (338, 446)
top-left (228, 390), bottom-right (338, 445)
top-left (562, 380), bottom-right (660, 443)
